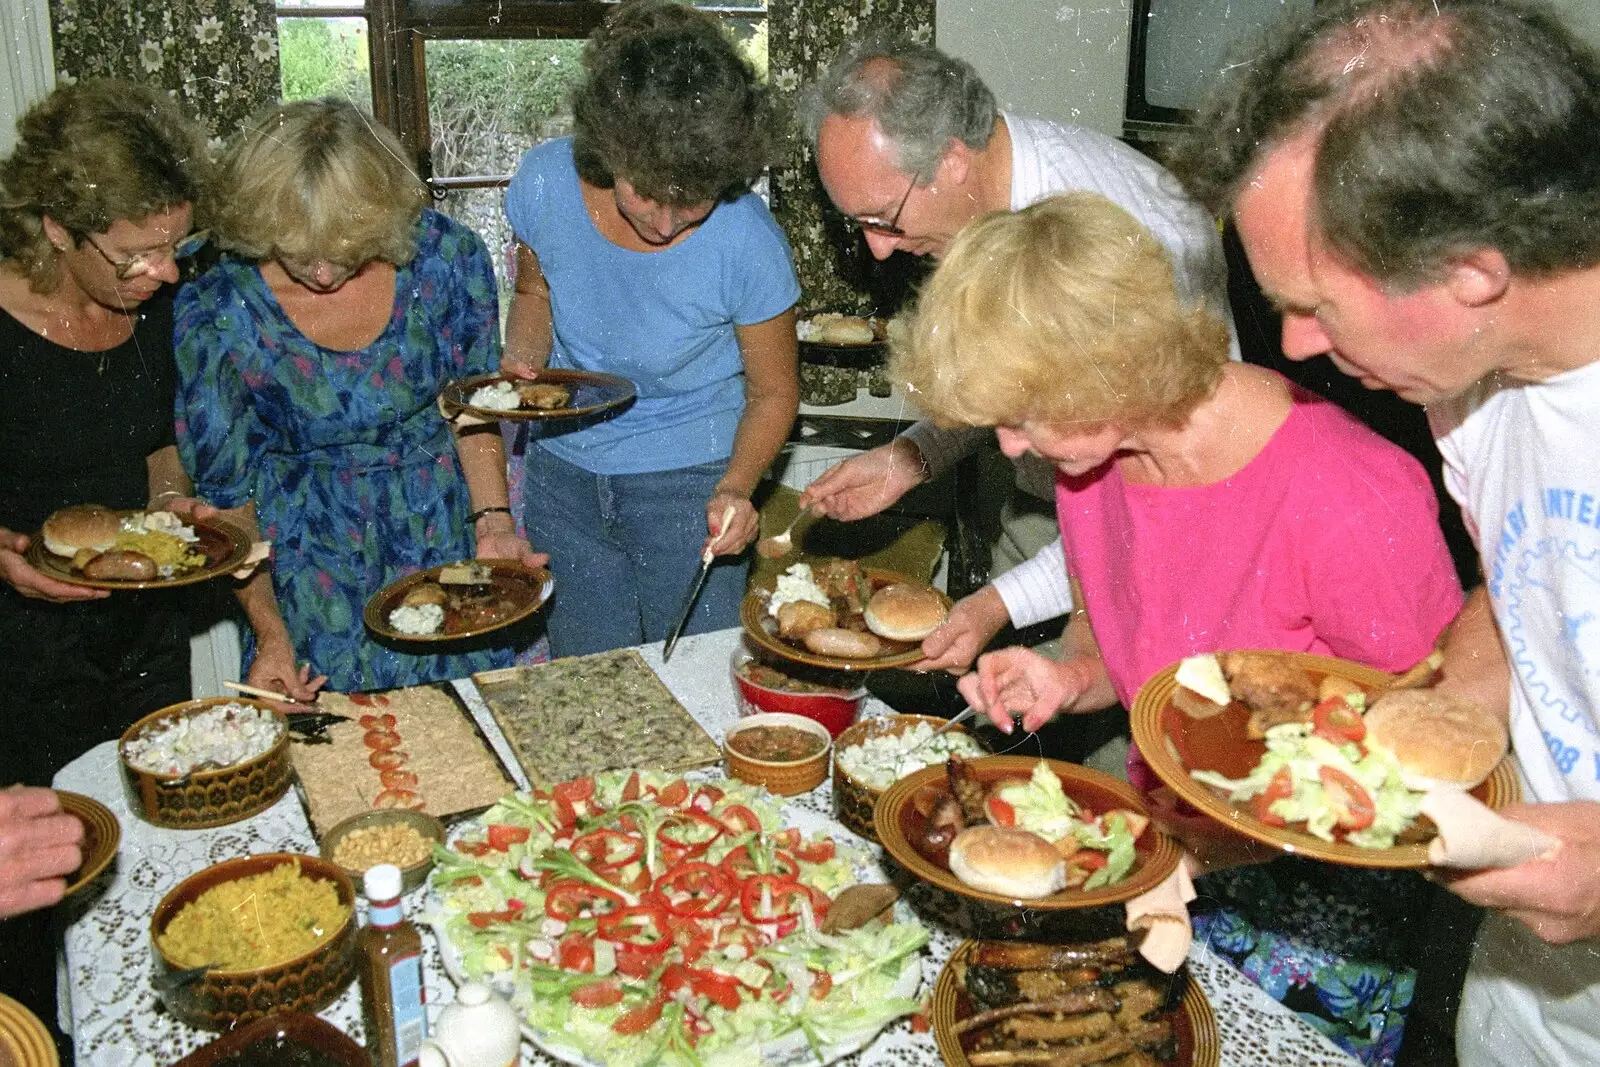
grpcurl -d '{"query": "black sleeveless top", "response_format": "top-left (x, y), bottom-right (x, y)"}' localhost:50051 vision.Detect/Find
top-left (0, 291), bottom-right (176, 532)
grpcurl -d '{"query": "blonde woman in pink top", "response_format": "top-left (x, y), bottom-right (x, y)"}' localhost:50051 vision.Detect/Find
top-left (890, 191), bottom-right (1464, 1064)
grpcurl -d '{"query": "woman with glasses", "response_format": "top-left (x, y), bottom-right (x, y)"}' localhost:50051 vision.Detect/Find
top-left (500, 0), bottom-right (799, 656)
top-left (0, 76), bottom-right (207, 1060)
top-left (174, 98), bottom-right (544, 696)
top-left (0, 79), bottom-right (209, 784)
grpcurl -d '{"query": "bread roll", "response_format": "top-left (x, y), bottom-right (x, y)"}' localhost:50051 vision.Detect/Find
top-left (41, 504), bottom-right (121, 557)
top-left (864, 583), bottom-right (948, 642)
top-left (1364, 690), bottom-right (1508, 791)
top-left (811, 315), bottom-right (876, 345)
top-left (948, 825), bottom-right (1067, 899)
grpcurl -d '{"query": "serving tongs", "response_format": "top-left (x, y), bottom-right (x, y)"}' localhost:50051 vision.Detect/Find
top-left (285, 711), bottom-right (349, 744)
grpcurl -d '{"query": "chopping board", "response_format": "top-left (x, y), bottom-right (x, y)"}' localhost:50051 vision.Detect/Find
top-left (291, 684), bottom-right (513, 837)
top-left (473, 649), bottom-right (720, 787)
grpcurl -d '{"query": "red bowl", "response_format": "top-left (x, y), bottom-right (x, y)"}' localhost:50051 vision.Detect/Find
top-left (732, 651), bottom-right (866, 738)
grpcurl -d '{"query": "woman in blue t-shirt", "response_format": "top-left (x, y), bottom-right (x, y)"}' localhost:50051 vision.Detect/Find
top-left (503, 0), bottom-right (800, 656)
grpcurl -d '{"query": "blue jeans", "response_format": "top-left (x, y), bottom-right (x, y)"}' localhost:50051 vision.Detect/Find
top-left (522, 446), bottom-right (749, 658)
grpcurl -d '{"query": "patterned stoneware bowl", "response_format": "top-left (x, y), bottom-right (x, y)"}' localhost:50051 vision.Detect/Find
top-left (831, 714), bottom-right (974, 844)
top-left (723, 713), bottom-right (832, 796)
top-left (150, 853), bottom-right (357, 1031)
top-left (320, 808), bottom-right (445, 896)
top-left (119, 697), bottom-right (292, 830)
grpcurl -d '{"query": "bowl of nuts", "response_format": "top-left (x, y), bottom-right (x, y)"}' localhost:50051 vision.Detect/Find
top-left (320, 809), bottom-right (444, 895)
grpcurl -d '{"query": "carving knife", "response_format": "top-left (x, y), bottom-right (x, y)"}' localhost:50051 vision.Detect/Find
top-left (662, 503), bottom-right (737, 662)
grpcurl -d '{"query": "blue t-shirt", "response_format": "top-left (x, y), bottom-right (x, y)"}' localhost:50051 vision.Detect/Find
top-left (505, 137), bottom-right (800, 475)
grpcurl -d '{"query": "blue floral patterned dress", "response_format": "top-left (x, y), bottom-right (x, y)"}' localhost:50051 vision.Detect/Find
top-left (174, 210), bottom-right (522, 691)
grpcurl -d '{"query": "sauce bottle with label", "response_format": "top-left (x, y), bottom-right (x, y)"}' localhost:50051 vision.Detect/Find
top-left (359, 863), bottom-right (427, 1067)
top-left (418, 982), bottom-right (520, 1067)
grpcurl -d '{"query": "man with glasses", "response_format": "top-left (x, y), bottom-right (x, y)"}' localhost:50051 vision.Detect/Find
top-left (796, 36), bottom-right (1234, 677)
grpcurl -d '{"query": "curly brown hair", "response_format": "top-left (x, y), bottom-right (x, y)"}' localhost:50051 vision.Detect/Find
top-left (570, 0), bottom-right (777, 206)
top-left (0, 79), bottom-right (207, 291)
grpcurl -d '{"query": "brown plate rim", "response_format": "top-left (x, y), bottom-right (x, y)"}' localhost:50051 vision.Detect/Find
top-left (1129, 650), bottom-right (1522, 869)
top-left (931, 939), bottom-right (1218, 1067)
top-left (56, 790), bottom-right (119, 897)
top-left (24, 513), bottom-right (251, 591)
top-left (875, 755), bottom-right (1183, 909)
top-left (441, 369), bottom-right (637, 422)
top-left (363, 559), bottom-right (553, 643)
top-left (740, 567), bottom-right (953, 671)
top-left (0, 993), bottom-right (58, 1067)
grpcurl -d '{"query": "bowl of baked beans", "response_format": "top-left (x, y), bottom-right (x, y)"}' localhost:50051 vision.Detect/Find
top-left (319, 809), bottom-right (445, 895)
top-left (722, 713), bottom-right (832, 796)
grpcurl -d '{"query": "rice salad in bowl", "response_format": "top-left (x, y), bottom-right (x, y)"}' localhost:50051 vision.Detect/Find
top-left (428, 768), bottom-right (928, 1067)
top-left (834, 719), bottom-right (986, 790)
top-left (123, 700), bottom-right (284, 776)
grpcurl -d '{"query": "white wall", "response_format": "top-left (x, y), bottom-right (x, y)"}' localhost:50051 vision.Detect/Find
top-left (0, 0), bottom-right (55, 156)
top-left (936, 1), bottom-right (1131, 136)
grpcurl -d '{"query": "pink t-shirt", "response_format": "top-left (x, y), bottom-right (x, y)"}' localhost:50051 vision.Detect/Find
top-left (1058, 384), bottom-right (1464, 720)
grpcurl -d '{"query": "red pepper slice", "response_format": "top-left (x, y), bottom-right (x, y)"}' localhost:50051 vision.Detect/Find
top-left (598, 902), bottom-right (673, 954)
top-left (721, 845), bottom-right (800, 883)
top-left (739, 874), bottom-right (810, 924)
top-left (1312, 697), bottom-right (1367, 744)
top-left (654, 861), bottom-right (734, 918)
top-left (543, 879), bottom-right (626, 922)
top-left (667, 914), bottom-right (714, 964)
top-left (792, 838), bottom-right (837, 864)
top-left (571, 828), bottom-right (645, 872)
top-left (658, 810), bottom-right (724, 859)
top-left (1319, 766), bottom-right (1377, 831)
top-left (715, 923), bottom-right (765, 957)
top-left (486, 823), bottom-right (532, 851)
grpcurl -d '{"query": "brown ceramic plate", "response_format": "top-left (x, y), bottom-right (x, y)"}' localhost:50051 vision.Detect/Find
top-left (169, 1012), bottom-right (366, 1067)
top-left (931, 939), bottom-right (1217, 1067)
top-left (1129, 650), bottom-right (1522, 869)
top-left (875, 755), bottom-right (1182, 909)
top-left (0, 993), bottom-right (58, 1067)
top-left (741, 568), bottom-right (953, 671)
top-left (25, 512), bottom-right (250, 591)
top-left (441, 368), bottom-right (636, 422)
top-left (56, 790), bottom-right (118, 896)
top-left (364, 559), bottom-right (553, 643)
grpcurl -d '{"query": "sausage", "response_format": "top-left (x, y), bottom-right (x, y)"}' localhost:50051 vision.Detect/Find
top-left (802, 627), bottom-right (883, 659)
top-left (80, 550), bottom-right (157, 580)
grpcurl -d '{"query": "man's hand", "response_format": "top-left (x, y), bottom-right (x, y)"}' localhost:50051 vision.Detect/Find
top-left (799, 439), bottom-right (928, 522)
top-left (0, 786), bottom-right (84, 919)
top-left (957, 648), bottom-right (1096, 734)
top-left (704, 492), bottom-right (758, 557)
top-left (475, 528), bottom-right (550, 571)
top-left (1441, 800), bottom-right (1600, 944)
top-left (0, 527), bottom-right (107, 603)
top-left (913, 585), bottom-right (1010, 673)
top-left (245, 638), bottom-right (327, 707)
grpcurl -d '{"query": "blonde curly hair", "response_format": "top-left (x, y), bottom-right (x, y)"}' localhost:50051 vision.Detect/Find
top-left (890, 192), bottom-right (1229, 432)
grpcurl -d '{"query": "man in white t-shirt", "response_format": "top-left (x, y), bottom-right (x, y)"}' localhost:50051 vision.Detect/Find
top-left (1169, 1), bottom-right (1600, 1063)
top-left (795, 37), bottom-right (1236, 673)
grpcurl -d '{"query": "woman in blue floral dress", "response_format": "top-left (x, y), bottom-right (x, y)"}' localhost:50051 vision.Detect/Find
top-left (175, 99), bottom-right (544, 695)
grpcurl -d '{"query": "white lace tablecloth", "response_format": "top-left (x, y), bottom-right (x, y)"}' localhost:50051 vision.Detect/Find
top-left (57, 626), bottom-right (1357, 1066)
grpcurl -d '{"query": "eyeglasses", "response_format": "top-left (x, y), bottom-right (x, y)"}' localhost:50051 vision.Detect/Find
top-left (83, 230), bottom-right (209, 280)
top-left (846, 175), bottom-right (917, 238)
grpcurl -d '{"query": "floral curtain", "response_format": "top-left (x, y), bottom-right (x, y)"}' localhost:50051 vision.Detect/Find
top-left (768, 0), bottom-right (935, 313)
top-left (48, 0), bottom-right (280, 144)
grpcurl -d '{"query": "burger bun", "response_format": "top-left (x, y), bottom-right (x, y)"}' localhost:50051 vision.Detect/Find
top-left (1364, 689), bottom-right (1508, 791)
top-left (41, 504), bottom-right (122, 557)
top-left (947, 825), bottom-right (1067, 899)
top-left (864, 583), bottom-right (948, 642)
top-left (809, 314), bottom-right (876, 345)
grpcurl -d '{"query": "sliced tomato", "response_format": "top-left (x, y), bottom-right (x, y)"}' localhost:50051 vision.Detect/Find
top-left (792, 838), bottom-right (836, 864)
top-left (572, 978), bottom-right (623, 1008)
top-left (558, 931), bottom-right (596, 973)
top-left (613, 942), bottom-right (658, 979)
top-left (655, 861), bottom-right (734, 918)
top-left (809, 970), bottom-right (833, 1000)
top-left (486, 823), bottom-right (532, 851)
top-left (771, 828), bottom-right (801, 850)
top-left (658, 810), bottom-right (724, 859)
top-left (984, 796), bottom-right (1017, 827)
top-left (379, 769), bottom-right (419, 791)
top-left (690, 968), bottom-right (743, 1011)
top-left (612, 990), bottom-right (667, 1034)
top-left (910, 1012), bottom-right (932, 1034)
top-left (1313, 697), bottom-right (1367, 744)
top-left (553, 775), bottom-right (596, 805)
top-left (467, 907), bottom-right (525, 929)
top-left (1319, 766), bottom-right (1377, 831)
top-left (368, 749), bottom-right (408, 771)
top-left (715, 923), bottom-right (764, 957)
top-left (571, 828), bottom-right (645, 872)
top-left (620, 771), bottom-right (642, 802)
top-left (721, 846), bottom-right (800, 884)
top-left (1100, 808), bottom-right (1150, 840)
top-left (453, 840), bottom-right (493, 857)
top-left (656, 779), bottom-right (691, 808)
top-left (667, 915), bottom-right (714, 964)
top-left (690, 784), bottom-right (725, 809)
top-left (363, 729), bottom-right (403, 752)
top-left (717, 804), bottom-right (763, 835)
top-left (598, 902), bottom-right (673, 953)
top-left (1250, 768), bottom-right (1295, 828)
top-left (544, 879), bottom-right (626, 922)
top-left (740, 874), bottom-right (810, 924)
